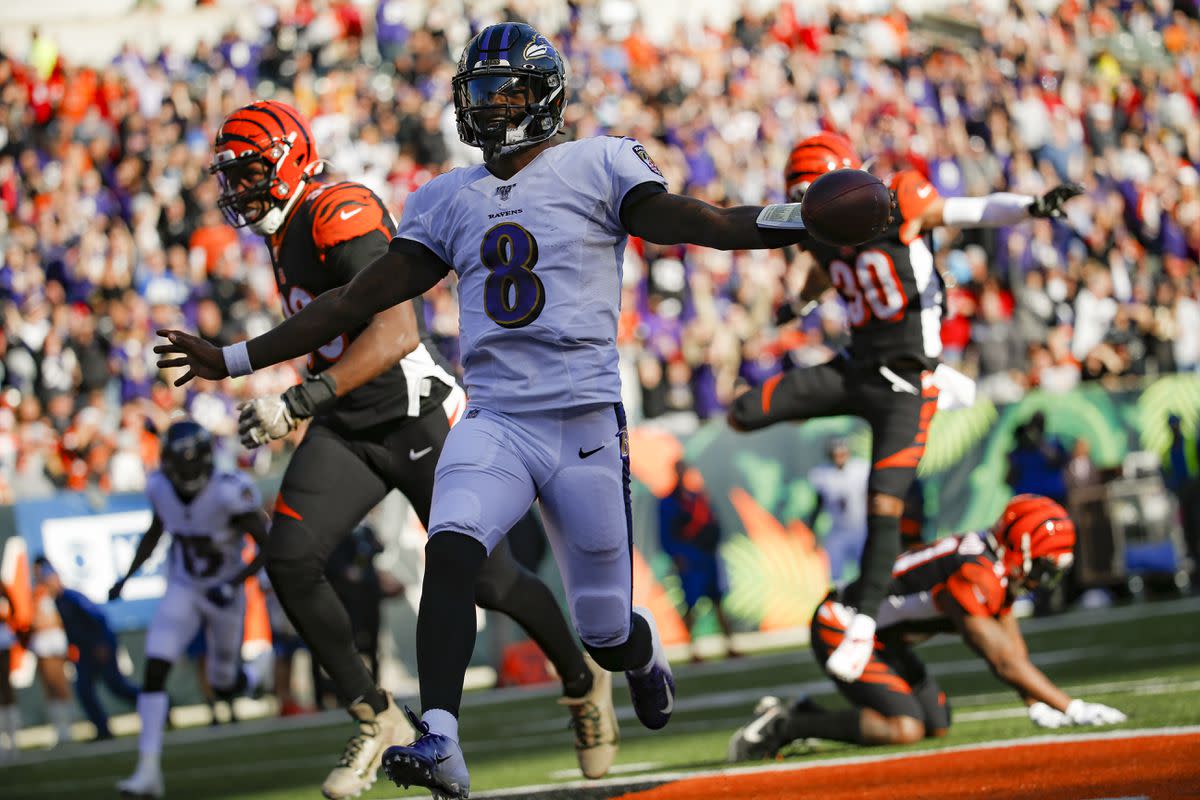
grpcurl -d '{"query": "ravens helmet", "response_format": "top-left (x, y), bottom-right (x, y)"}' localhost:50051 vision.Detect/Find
top-left (452, 23), bottom-right (568, 161)
top-left (161, 419), bottom-right (215, 498)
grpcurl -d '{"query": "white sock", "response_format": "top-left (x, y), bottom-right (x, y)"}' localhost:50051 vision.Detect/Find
top-left (136, 692), bottom-right (169, 761)
top-left (421, 709), bottom-right (459, 743)
top-left (0, 706), bottom-right (16, 750)
top-left (47, 700), bottom-right (72, 744)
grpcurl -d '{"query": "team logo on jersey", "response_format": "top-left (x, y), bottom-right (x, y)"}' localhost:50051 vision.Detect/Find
top-left (633, 144), bottom-right (663, 177)
top-left (495, 183), bottom-right (516, 203)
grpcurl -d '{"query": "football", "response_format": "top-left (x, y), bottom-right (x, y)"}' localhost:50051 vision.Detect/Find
top-left (800, 169), bottom-right (893, 246)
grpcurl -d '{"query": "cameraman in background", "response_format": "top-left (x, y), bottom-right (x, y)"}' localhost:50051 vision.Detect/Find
top-left (1007, 412), bottom-right (1070, 505)
top-left (1163, 414), bottom-right (1200, 584)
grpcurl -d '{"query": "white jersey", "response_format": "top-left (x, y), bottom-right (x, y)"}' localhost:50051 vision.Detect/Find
top-left (396, 136), bottom-right (669, 413)
top-left (808, 459), bottom-right (870, 536)
top-left (146, 469), bottom-right (262, 589)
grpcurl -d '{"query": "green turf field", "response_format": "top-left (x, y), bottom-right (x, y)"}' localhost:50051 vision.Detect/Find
top-left (4, 597), bottom-right (1198, 800)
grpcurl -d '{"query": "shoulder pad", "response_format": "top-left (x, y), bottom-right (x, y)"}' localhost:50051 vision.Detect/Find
top-left (890, 170), bottom-right (940, 245)
top-left (308, 182), bottom-right (393, 253)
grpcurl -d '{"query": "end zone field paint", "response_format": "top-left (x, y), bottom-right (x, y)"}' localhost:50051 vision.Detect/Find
top-left (613, 729), bottom-right (1200, 800)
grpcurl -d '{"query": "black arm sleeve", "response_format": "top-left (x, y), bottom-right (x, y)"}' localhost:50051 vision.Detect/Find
top-left (326, 230), bottom-right (392, 284)
top-left (619, 181), bottom-right (669, 234)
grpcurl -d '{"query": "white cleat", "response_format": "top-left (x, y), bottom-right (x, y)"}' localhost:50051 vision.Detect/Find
top-left (321, 694), bottom-right (415, 800)
top-left (560, 655), bottom-right (619, 779)
top-left (117, 761), bottom-right (164, 799)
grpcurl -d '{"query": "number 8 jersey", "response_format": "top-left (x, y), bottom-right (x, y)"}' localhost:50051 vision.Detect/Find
top-left (146, 469), bottom-right (263, 589)
top-left (804, 170), bottom-right (945, 367)
top-left (394, 136), bottom-right (668, 413)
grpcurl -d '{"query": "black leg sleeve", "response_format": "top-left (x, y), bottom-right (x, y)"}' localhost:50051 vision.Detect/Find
top-left (266, 426), bottom-right (390, 712)
top-left (844, 514), bottom-right (902, 615)
top-left (584, 610), bottom-right (653, 673)
top-left (419, 532), bottom-right (487, 716)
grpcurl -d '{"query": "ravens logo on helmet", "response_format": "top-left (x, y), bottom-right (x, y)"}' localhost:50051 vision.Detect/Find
top-left (161, 419), bottom-right (215, 499)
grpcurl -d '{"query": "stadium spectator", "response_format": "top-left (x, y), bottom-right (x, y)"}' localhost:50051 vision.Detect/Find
top-left (0, 580), bottom-right (19, 761)
top-left (1162, 414), bottom-right (1200, 582)
top-left (0, 0), bottom-right (1196, 489)
top-left (1007, 412), bottom-right (1070, 505)
top-left (659, 459), bottom-right (738, 662)
top-left (33, 557), bottom-right (138, 740)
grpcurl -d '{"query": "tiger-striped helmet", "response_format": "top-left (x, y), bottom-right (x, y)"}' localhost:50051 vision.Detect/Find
top-left (992, 494), bottom-right (1076, 591)
top-left (784, 132), bottom-right (862, 201)
top-left (210, 100), bottom-right (322, 235)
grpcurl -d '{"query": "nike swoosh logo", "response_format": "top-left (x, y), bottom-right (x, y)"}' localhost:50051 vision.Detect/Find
top-left (409, 447), bottom-right (433, 461)
top-left (578, 444), bottom-right (606, 459)
top-left (741, 708), bottom-right (778, 743)
top-left (660, 683), bottom-right (674, 716)
top-left (434, 754), bottom-right (453, 764)
top-left (916, 184), bottom-right (933, 199)
top-left (340, 207), bottom-right (364, 220)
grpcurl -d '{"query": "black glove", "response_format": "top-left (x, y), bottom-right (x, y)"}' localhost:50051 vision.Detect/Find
top-left (205, 583), bottom-right (237, 608)
top-left (108, 579), bottom-right (126, 602)
top-left (281, 372), bottom-right (339, 421)
top-left (1029, 183), bottom-right (1084, 219)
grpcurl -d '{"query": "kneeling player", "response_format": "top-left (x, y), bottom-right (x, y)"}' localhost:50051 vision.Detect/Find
top-left (110, 420), bottom-right (269, 798)
top-left (728, 495), bottom-right (1126, 760)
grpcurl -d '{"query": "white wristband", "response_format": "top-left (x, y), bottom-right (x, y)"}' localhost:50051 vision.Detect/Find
top-left (941, 193), bottom-right (1033, 228)
top-left (222, 341), bottom-right (253, 377)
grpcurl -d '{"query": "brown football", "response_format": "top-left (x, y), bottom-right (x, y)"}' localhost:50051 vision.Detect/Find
top-left (800, 169), bottom-right (892, 246)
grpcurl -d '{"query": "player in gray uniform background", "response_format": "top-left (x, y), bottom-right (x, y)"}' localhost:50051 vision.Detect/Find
top-left (154, 22), bottom-right (860, 799)
top-left (110, 420), bottom-right (269, 798)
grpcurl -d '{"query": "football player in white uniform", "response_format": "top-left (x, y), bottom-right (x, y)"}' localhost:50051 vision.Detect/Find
top-left (110, 420), bottom-right (269, 799)
top-left (154, 22), bottom-right (847, 799)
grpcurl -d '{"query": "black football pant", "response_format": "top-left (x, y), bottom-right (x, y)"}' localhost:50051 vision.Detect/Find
top-left (266, 411), bottom-right (590, 708)
top-left (729, 357), bottom-right (939, 618)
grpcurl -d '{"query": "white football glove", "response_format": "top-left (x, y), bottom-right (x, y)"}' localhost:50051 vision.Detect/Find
top-left (1028, 701), bottom-right (1071, 729)
top-left (1065, 699), bottom-right (1127, 726)
top-left (825, 613), bottom-right (877, 682)
top-left (238, 395), bottom-right (297, 449)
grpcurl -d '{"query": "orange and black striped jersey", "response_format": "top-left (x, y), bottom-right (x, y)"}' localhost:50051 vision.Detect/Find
top-left (841, 531), bottom-right (1011, 640)
top-left (271, 181), bottom-right (455, 430)
top-left (802, 170), bottom-right (946, 369)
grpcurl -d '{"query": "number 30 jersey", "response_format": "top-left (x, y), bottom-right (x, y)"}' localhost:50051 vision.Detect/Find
top-left (394, 136), bottom-right (668, 413)
top-left (804, 170), bottom-right (945, 368)
top-left (146, 469), bottom-right (262, 590)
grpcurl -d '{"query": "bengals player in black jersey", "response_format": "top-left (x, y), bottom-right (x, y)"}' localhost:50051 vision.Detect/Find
top-left (202, 101), bottom-right (617, 798)
top-left (729, 133), bottom-right (1084, 685)
top-left (728, 495), bottom-right (1126, 760)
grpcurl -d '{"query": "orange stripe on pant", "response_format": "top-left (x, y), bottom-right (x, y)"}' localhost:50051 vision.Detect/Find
top-left (761, 373), bottom-right (783, 416)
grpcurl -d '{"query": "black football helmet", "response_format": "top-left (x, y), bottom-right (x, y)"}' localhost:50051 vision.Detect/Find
top-left (161, 419), bottom-right (215, 498)
top-left (452, 22), bottom-right (568, 161)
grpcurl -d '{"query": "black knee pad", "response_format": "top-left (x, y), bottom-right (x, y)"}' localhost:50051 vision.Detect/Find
top-left (143, 657), bottom-right (173, 693)
top-left (584, 611), bottom-right (651, 672)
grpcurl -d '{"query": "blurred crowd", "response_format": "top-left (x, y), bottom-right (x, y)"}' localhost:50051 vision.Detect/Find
top-left (0, 0), bottom-right (1198, 500)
